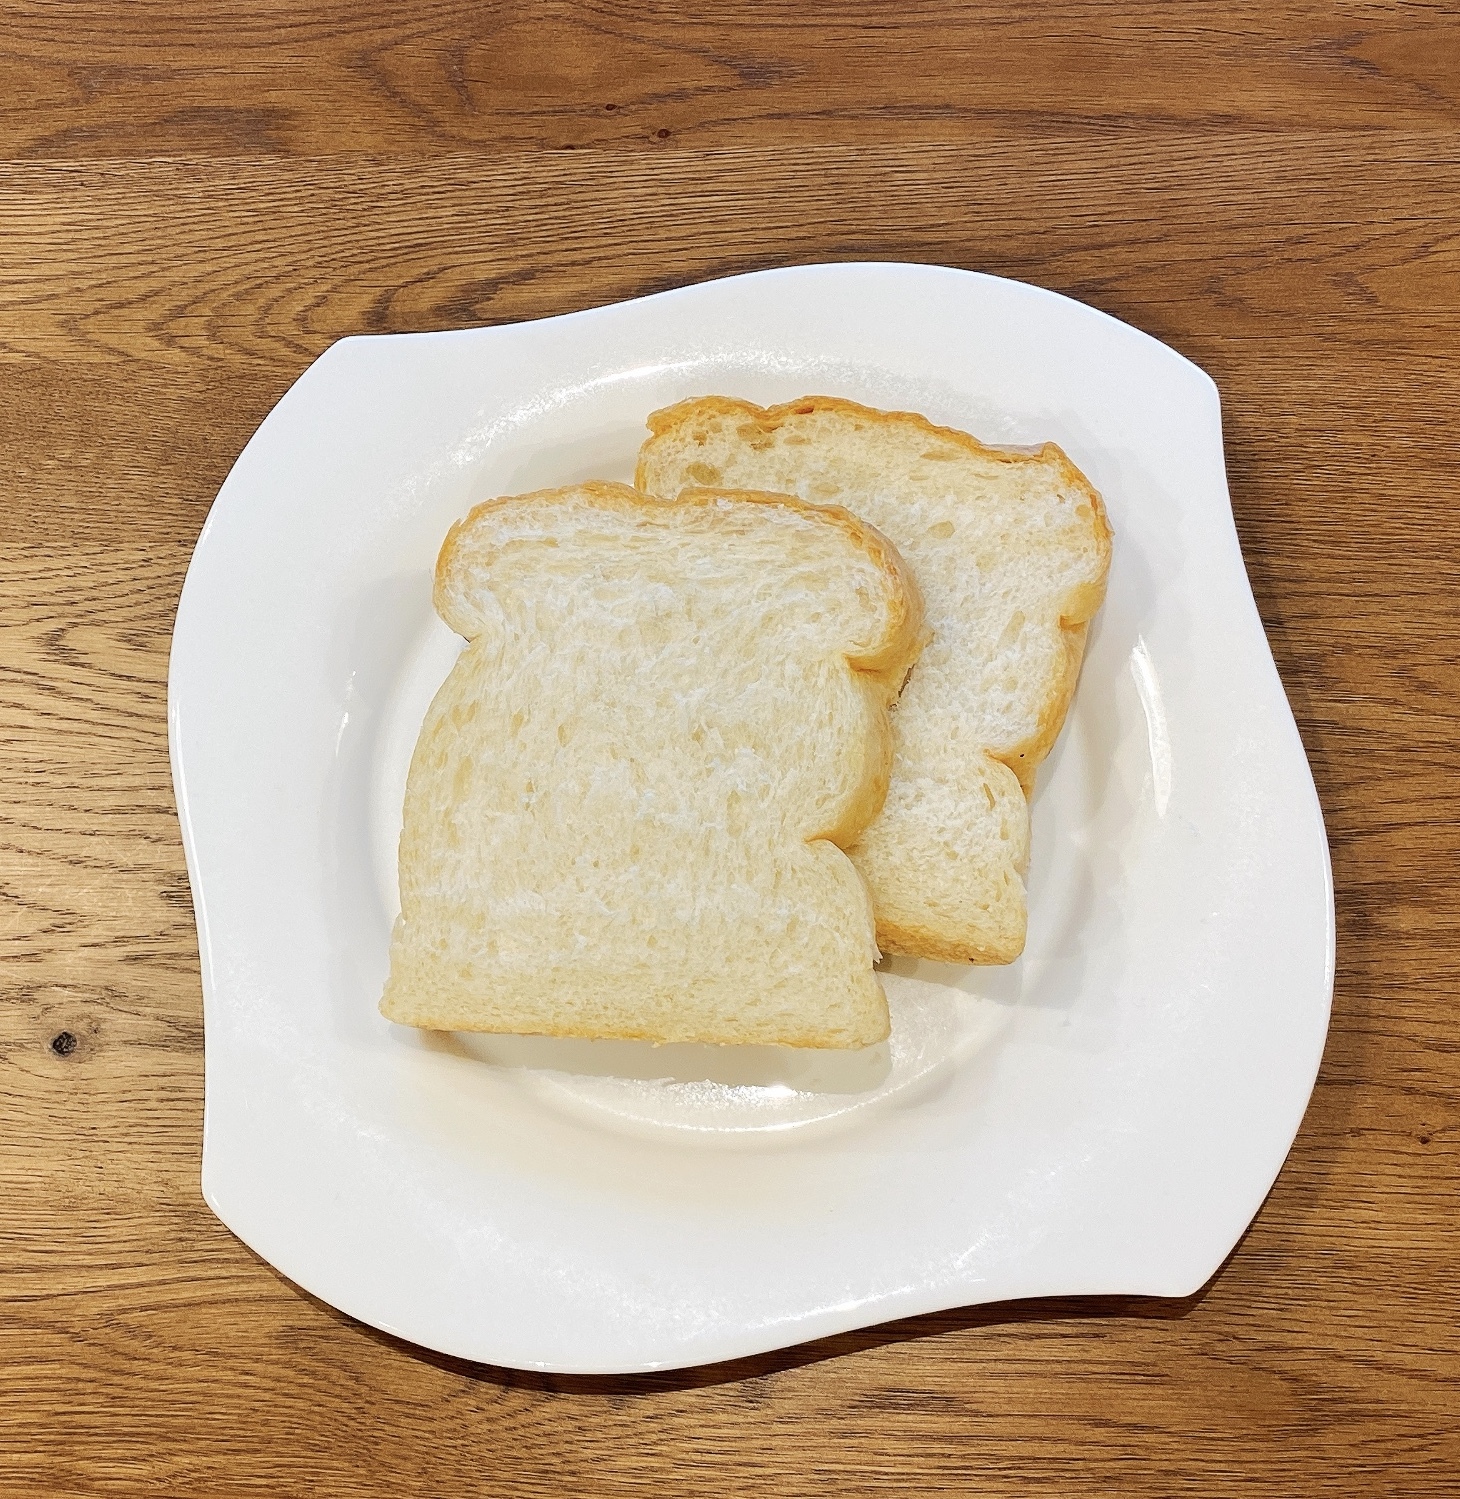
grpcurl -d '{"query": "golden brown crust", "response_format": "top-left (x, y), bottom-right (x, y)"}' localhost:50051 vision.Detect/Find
top-left (1005, 620), bottom-right (1089, 795)
top-left (388, 1004), bottom-right (889, 1049)
top-left (645, 392), bottom-right (1043, 473)
top-left (1000, 443), bottom-right (1113, 792)
top-left (876, 918), bottom-right (1026, 966)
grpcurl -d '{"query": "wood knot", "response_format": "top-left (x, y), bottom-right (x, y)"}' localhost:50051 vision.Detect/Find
top-left (51, 1030), bottom-right (78, 1057)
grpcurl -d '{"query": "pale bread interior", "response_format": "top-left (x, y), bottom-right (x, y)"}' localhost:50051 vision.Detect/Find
top-left (637, 398), bottom-right (1112, 964)
top-left (380, 482), bottom-right (925, 1048)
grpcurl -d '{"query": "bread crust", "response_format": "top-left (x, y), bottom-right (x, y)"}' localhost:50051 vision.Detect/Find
top-left (875, 921), bottom-right (1023, 966)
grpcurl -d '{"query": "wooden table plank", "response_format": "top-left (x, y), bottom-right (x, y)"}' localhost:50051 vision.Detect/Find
top-left (2, 1), bottom-right (1458, 159)
top-left (2, 3), bottom-right (1459, 1494)
top-left (4, 134), bottom-right (1459, 374)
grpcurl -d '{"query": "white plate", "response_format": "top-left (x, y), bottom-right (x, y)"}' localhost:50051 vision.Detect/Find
top-left (170, 263), bottom-right (1334, 1374)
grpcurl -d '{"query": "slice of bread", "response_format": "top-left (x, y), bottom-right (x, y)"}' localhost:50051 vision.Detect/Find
top-left (637, 397), bottom-right (1112, 965)
top-left (380, 481), bottom-right (925, 1048)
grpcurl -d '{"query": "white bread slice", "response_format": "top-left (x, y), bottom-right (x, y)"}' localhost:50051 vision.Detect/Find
top-left (637, 397), bottom-right (1112, 965)
top-left (380, 481), bottom-right (925, 1048)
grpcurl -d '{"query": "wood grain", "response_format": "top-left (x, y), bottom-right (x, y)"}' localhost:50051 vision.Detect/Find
top-left (2, 2), bottom-right (1459, 1494)
top-left (2, 1), bottom-right (1459, 159)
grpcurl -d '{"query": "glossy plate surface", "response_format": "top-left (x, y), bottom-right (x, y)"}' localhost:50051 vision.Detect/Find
top-left (170, 263), bottom-right (1334, 1374)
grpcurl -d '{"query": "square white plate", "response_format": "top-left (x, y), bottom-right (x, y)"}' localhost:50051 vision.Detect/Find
top-left (170, 263), bottom-right (1334, 1374)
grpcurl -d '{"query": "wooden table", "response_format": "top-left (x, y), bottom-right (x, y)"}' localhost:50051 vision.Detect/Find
top-left (4, 4), bottom-right (1458, 1493)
